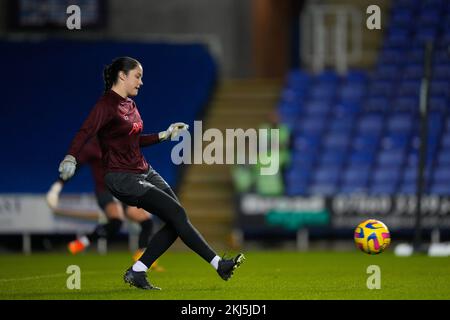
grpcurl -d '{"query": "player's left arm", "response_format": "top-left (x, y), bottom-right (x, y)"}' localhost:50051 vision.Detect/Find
top-left (139, 133), bottom-right (161, 147)
top-left (139, 122), bottom-right (189, 147)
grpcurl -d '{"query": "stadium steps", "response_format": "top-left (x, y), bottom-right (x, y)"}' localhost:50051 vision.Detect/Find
top-left (172, 79), bottom-right (282, 251)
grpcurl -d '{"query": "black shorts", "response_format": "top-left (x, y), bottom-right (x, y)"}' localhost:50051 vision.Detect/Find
top-left (104, 167), bottom-right (171, 207)
top-left (95, 190), bottom-right (129, 212)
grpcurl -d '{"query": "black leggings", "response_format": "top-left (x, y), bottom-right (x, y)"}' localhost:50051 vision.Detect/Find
top-left (136, 187), bottom-right (216, 268)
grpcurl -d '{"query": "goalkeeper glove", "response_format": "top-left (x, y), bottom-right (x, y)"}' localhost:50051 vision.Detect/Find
top-left (158, 122), bottom-right (189, 141)
top-left (46, 180), bottom-right (63, 209)
top-left (58, 155), bottom-right (77, 181)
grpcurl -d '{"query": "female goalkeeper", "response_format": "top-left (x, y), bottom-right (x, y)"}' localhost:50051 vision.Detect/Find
top-left (57, 56), bottom-right (244, 290)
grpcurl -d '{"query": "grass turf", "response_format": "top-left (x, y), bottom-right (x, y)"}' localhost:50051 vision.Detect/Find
top-left (0, 250), bottom-right (449, 300)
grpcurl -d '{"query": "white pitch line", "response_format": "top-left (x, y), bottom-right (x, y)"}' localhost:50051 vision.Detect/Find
top-left (0, 271), bottom-right (98, 282)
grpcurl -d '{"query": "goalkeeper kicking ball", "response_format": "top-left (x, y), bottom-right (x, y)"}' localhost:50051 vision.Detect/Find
top-left (354, 219), bottom-right (391, 254)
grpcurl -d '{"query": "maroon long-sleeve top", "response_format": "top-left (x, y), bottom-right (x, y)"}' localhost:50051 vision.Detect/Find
top-left (67, 90), bottom-right (160, 174)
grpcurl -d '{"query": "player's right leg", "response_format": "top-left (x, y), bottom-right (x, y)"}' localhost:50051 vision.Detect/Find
top-left (125, 206), bottom-right (165, 271)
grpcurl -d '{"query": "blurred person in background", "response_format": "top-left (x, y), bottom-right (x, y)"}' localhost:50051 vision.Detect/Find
top-left (231, 110), bottom-right (291, 196)
top-left (47, 136), bottom-right (164, 271)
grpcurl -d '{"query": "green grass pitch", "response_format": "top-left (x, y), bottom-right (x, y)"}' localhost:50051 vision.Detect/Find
top-left (0, 250), bottom-right (449, 300)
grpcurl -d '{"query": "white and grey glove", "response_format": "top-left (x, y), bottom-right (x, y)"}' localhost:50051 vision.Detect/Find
top-left (46, 180), bottom-right (63, 209)
top-left (158, 122), bottom-right (189, 141)
top-left (58, 155), bottom-right (77, 181)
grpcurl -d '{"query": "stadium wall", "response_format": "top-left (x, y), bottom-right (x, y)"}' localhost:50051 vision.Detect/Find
top-left (0, 39), bottom-right (217, 193)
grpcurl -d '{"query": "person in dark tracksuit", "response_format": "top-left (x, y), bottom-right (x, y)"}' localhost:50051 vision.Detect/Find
top-left (57, 57), bottom-right (244, 290)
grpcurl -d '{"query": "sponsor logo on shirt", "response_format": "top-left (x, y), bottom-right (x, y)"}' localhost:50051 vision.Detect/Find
top-left (129, 121), bottom-right (143, 135)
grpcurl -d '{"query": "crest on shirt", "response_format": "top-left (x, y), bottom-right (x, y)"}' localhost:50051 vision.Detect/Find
top-left (129, 121), bottom-right (143, 135)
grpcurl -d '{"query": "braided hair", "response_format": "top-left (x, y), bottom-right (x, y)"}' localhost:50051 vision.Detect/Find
top-left (103, 57), bottom-right (141, 93)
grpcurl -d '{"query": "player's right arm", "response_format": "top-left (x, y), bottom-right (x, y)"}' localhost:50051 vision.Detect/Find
top-left (58, 100), bottom-right (113, 181)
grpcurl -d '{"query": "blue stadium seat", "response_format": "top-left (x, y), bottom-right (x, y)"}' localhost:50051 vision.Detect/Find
top-left (318, 151), bottom-right (347, 167)
top-left (369, 182), bottom-right (398, 195)
top-left (280, 88), bottom-right (305, 105)
top-left (293, 134), bottom-right (321, 153)
top-left (391, 0), bottom-right (421, 9)
top-left (364, 96), bottom-right (390, 112)
top-left (303, 100), bottom-right (331, 117)
top-left (438, 33), bottom-right (450, 50)
top-left (429, 96), bottom-right (448, 112)
top-left (285, 167), bottom-right (312, 196)
top-left (408, 145), bottom-right (439, 165)
top-left (385, 28), bottom-right (411, 48)
top-left (437, 150), bottom-right (450, 166)
top-left (398, 182), bottom-right (417, 194)
top-left (333, 101), bottom-right (361, 116)
top-left (308, 183), bottom-right (337, 195)
top-left (345, 70), bottom-right (368, 84)
top-left (415, 24), bottom-right (439, 37)
top-left (338, 83), bottom-right (366, 103)
top-left (279, 102), bottom-right (301, 115)
top-left (313, 166), bottom-right (341, 184)
top-left (353, 134), bottom-right (380, 152)
top-left (368, 80), bottom-right (395, 98)
top-left (290, 150), bottom-right (318, 168)
top-left (279, 105), bottom-right (300, 130)
top-left (430, 80), bottom-right (450, 98)
top-left (373, 64), bottom-right (401, 80)
top-left (298, 116), bottom-right (327, 135)
top-left (389, 10), bottom-right (414, 28)
top-left (285, 166), bottom-right (313, 183)
top-left (372, 167), bottom-right (401, 184)
top-left (316, 70), bottom-right (340, 85)
top-left (377, 150), bottom-right (405, 167)
top-left (441, 134), bottom-right (450, 149)
top-left (433, 63), bottom-right (450, 80)
top-left (406, 46), bottom-right (425, 63)
top-left (379, 47), bottom-right (405, 65)
top-left (428, 111), bottom-right (445, 133)
top-left (402, 66), bottom-right (424, 81)
top-left (417, 10), bottom-right (441, 27)
top-left (432, 166), bottom-right (450, 183)
top-left (397, 80), bottom-right (421, 98)
top-left (392, 96), bottom-right (419, 112)
top-left (402, 164), bottom-right (433, 182)
top-left (339, 183), bottom-right (369, 194)
top-left (387, 113), bottom-right (415, 133)
top-left (310, 83), bottom-right (337, 101)
top-left (357, 113), bottom-right (385, 133)
top-left (328, 115), bottom-right (355, 133)
top-left (430, 183), bottom-right (450, 195)
top-left (380, 133), bottom-right (411, 151)
top-left (433, 49), bottom-right (450, 65)
top-left (446, 118), bottom-right (450, 131)
top-left (286, 70), bottom-right (311, 90)
top-left (342, 165), bottom-right (371, 185)
top-left (349, 151), bottom-right (376, 166)
top-left (323, 133), bottom-right (351, 150)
